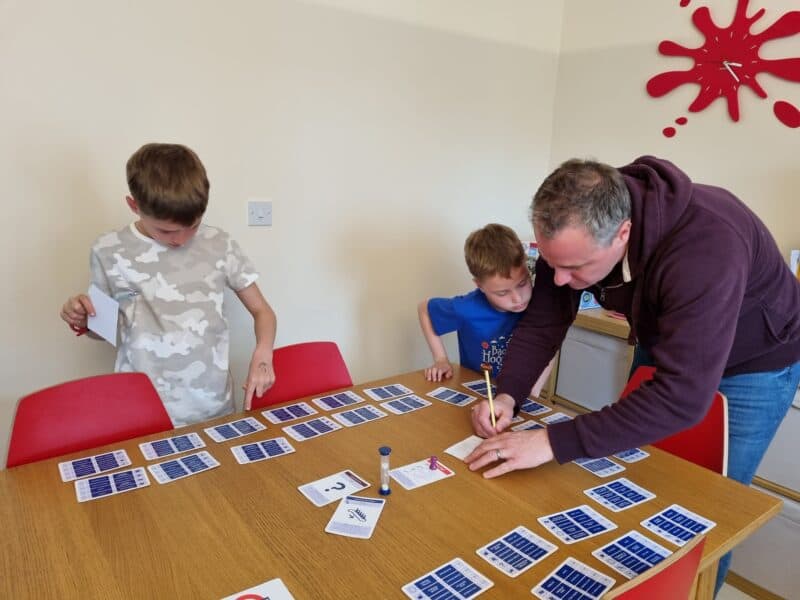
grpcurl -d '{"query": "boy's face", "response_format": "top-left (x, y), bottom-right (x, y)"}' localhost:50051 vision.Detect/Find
top-left (127, 196), bottom-right (201, 248)
top-left (476, 264), bottom-right (533, 313)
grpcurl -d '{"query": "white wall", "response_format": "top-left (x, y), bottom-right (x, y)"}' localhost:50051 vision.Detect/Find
top-left (0, 0), bottom-right (564, 466)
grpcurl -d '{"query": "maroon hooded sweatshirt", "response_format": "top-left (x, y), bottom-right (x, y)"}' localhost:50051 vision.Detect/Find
top-left (498, 156), bottom-right (800, 462)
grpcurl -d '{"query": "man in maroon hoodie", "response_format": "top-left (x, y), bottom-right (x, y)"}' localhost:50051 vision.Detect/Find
top-left (465, 156), bottom-right (800, 593)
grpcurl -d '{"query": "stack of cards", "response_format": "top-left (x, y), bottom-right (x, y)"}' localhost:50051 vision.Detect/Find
top-left (402, 558), bottom-right (494, 599)
top-left (444, 435), bottom-right (483, 461)
top-left (584, 478), bottom-right (655, 512)
top-left (462, 379), bottom-right (496, 398)
top-left (613, 448), bottom-right (650, 463)
top-left (312, 390), bottom-right (364, 410)
top-left (331, 405), bottom-right (388, 427)
top-left (538, 505), bottom-right (617, 544)
top-left (204, 417), bottom-right (266, 442)
top-left (139, 433), bottom-right (205, 460)
top-left (59, 450), bottom-right (131, 482)
top-left (147, 451), bottom-right (220, 484)
top-left (573, 457), bottom-right (625, 478)
top-left (363, 383), bottom-right (413, 401)
top-left (283, 416), bottom-right (342, 442)
top-left (427, 387), bottom-right (476, 407)
top-left (231, 436), bottom-right (296, 464)
top-left (381, 394), bottom-right (431, 415)
top-left (262, 402), bottom-right (318, 424)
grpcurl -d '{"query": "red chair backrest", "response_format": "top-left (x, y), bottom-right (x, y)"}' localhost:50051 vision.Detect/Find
top-left (6, 372), bottom-right (173, 468)
top-left (604, 535), bottom-right (706, 599)
top-left (621, 366), bottom-right (728, 475)
top-left (251, 341), bottom-right (353, 409)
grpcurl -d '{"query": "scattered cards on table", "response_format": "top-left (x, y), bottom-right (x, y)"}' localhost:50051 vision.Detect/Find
top-left (311, 390), bottom-right (364, 410)
top-left (462, 379), bottom-right (496, 399)
top-left (298, 469), bottom-right (370, 507)
top-left (362, 383), bottom-right (413, 401)
top-left (325, 495), bottom-right (386, 539)
top-left (402, 557), bottom-right (494, 600)
top-left (593, 530), bottom-right (672, 579)
top-left (519, 399), bottom-right (551, 416)
top-left (613, 447), bottom-right (650, 463)
top-left (261, 402), bottom-right (318, 424)
top-left (75, 467), bottom-right (150, 502)
top-left (204, 417), bottom-right (266, 443)
top-left (231, 436), bottom-right (296, 464)
top-left (390, 457), bottom-right (455, 490)
top-left (444, 435), bottom-right (483, 461)
top-left (532, 557), bottom-right (615, 600)
top-left (512, 420), bottom-right (544, 431)
top-left (642, 504), bottom-right (716, 546)
top-left (282, 416), bottom-right (342, 442)
top-left (477, 525), bottom-right (557, 577)
top-left (381, 394), bottom-right (431, 415)
top-left (427, 386), bottom-right (476, 407)
top-left (538, 504), bottom-right (617, 544)
top-left (147, 451), bottom-right (220, 484)
top-left (220, 577), bottom-right (295, 600)
top-left (584, 477), bottom-right (655, 512)
top-left (331, 404), bottom-right (388, 427)
top-left (540, 412), bottom-right (573, 425)
top-left (59, 449), bottom-right (131, 482)
top-left (573, 456), bottom-right (625, 478)
top-left (139, 432), bottom-right (205, 460)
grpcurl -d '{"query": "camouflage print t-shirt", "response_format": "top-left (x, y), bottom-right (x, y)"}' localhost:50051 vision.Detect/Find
top-left (90, 223), bottom-right (259, 427)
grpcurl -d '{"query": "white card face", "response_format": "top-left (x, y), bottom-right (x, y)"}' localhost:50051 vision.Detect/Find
top-left (380, 393), bottom-right (432, 415)
top-left (540, 412), bottom-right (573, 424)
top-left (231, 436), bottom-right (296, 464)
top-left (511, 420), bottom-right (544, 431)
top-left (532, 557), bottom-right (615, 600)
top-left (592, 530), bottom-right (673, 579)
top-left (324, 495), bottom-right (386, 539)
top-left (220, 577), bottom-right (296, 600)
top-left (74, 467), bottom-right (150, 502)
top-left (519, 399), bottom-right (552, 416)
top-left (427, 386), bottom-right (477, 407)
top-left (573, 456), bottom-right (625, 478)
top-left (584, 477), bottom-right (655, 512)
top-left (362, 383), bottom-right (413, 401)
top-left (477, 525), bottom-right (557, 578)
top-left (641, 504), bottom-right (717, 546)
top-left (331, 404), bottom-right (388, 427)
top-left (402, 557), bottom-right (494, 599)
top-left (282, 416), bottom-right (342, 442)
top-left (203, 417), bottom-right (266, 443)
top-left (389, 457), bottom-right (455, 490)
top-left (59, 449), bottom-right (131, 482)
top-left (462, 379), bottom-right (496, 399)
top-left (613, 447), bottom-right (650, 463)
top-left (147, 451), bottom-right (220, 484)
top-left (86, 283), bottom-right (119, 346)
top-left (444, 435), bottom-right (483, 461)
top-left (509, 415), bottom-right (525, 424)
top-left (261, 402), bottom-right (318, 424)
top-left (139, 432), bottom-right (206, 460)
top-left (311, 390), bottom-right (365, 410)
top-left (538, 504), bottom-right (618, 544)
top-left (298, 470), bottom-right (370, 507)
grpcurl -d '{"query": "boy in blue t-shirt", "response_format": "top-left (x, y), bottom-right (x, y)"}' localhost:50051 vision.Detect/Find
top-left (418, 224), bottom-right (553, 395)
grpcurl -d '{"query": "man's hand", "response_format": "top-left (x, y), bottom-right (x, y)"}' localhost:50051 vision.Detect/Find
top-left (464, 428), bottom-right (554, 478)
top-left (470, 393), bottom-right (515, 438)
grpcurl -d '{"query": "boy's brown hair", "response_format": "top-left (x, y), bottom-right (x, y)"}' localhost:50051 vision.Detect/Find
top-left (464, 223), bottom-right (525, 280)
top-left (126, 143), bottom-right (209, 226)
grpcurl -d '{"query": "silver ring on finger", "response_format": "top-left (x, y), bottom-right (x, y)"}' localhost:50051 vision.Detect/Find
top-left (495, 449), bottom-right (503, 461)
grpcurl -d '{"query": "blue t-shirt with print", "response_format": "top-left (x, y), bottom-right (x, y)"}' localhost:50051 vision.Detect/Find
top-left (427, 289), bottom-right (522, 378)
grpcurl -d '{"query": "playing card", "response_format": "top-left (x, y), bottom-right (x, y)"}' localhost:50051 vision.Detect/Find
top-left (325, 495), bottom-right (386, 539)
top-left (298, 470), bottom-right (370, 507)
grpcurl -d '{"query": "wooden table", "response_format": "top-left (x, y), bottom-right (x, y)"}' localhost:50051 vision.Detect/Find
top-left (0, 367), bottom-right (781, 599)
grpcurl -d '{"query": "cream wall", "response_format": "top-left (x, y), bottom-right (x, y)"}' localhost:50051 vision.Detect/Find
top-left (552, 0), bottom-right (799, 257)
top-left (0, 1), bottom-right (564, 466)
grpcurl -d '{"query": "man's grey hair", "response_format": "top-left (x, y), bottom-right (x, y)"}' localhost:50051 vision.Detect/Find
top-left (531, 158), bottom-right (631, 247)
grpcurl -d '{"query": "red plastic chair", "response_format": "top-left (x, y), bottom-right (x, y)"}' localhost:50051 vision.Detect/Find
top-left (604, 535), bottom-right (706, 599)
top-left (6, 372), bottom-right (173, 468)
top-left (621, 366), bottom-right (728, 475)
top-left (251, 341), bottom-right (353, 409)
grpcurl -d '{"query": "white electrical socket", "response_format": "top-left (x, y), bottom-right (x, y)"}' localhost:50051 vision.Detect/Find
top-left (247, 200), bottom-right (272, 226)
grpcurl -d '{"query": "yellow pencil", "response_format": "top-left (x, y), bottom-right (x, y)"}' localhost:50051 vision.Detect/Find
top-left (481, 363), bottom-right (496, 428)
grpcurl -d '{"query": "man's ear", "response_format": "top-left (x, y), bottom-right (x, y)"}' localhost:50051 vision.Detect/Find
top-left (126, 195), bottom-right (140, 215)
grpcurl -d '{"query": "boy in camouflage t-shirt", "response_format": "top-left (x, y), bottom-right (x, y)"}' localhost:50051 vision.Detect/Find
top-left (60, 143), bottom-right (277, 426)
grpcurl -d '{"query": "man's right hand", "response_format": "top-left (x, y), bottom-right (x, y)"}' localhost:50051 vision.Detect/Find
top-left (60, 294), bottom-right (95, 334)
top-left (471, 393), bottom-right (515, 438)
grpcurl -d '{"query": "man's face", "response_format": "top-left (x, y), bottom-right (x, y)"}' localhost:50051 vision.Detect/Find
top-left (535, 221), bottom-right (630, 289)
top-left (477, 264), bottom-right (533, 313)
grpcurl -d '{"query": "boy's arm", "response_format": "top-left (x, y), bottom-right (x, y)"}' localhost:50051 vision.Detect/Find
top-left (235, 282), bottom-right (277, 410)
top-left (417, 300), bottom-right (453, 382)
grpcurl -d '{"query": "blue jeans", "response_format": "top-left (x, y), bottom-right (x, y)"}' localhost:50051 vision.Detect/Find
top-left (630, 346), bottom-right (800, 596)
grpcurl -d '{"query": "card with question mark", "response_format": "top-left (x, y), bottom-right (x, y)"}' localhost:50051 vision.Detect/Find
top-left (297, 469), bottom-right (371, 507)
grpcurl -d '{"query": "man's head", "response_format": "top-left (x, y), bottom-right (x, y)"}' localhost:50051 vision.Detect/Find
top-left (464, 224), bottom-right (532, 313)
top-left (531, 159), bottom-right (632, 289)
top-left (126, 143), bottom-right (209, 247)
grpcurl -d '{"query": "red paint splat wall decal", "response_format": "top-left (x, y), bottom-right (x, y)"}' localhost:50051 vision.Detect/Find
top-left (647, 0), bottom-right (800, 136)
